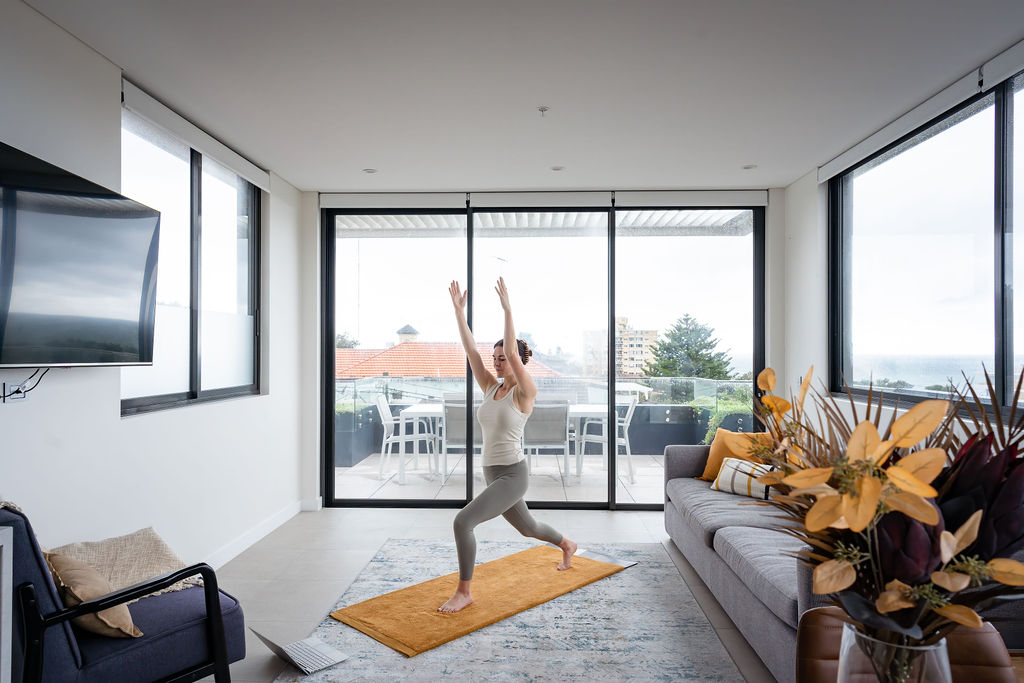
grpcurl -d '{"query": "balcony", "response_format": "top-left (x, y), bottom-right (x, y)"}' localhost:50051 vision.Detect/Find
top-left (331, 376), bottom-right (755, 504)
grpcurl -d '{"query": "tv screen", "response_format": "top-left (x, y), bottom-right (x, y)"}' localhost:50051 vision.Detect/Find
top-left (0, 141), bottom-right (160, 367)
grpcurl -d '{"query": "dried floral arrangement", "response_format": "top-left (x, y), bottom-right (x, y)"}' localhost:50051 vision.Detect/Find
top-left (746, 367), bottom-right (1024, 674)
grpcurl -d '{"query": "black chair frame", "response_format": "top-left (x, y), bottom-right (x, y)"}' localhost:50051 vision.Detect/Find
top-left (18, 562), bottom-right (230, 683)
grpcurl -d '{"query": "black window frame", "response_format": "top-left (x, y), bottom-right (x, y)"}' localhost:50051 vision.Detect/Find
top-left (829, 70), bottom-right (1020, 408)
top-left (121, 148), bottom-right (262, 416)
top-left (322, 202), bottom-right (766, 511)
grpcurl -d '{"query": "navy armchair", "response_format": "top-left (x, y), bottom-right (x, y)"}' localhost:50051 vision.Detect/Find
top-left (3, 506), bottom-right (246, 682)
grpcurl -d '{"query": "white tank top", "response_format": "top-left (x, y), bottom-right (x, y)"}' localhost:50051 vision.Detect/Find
top-left (476, 382), bottom-right (529, 466)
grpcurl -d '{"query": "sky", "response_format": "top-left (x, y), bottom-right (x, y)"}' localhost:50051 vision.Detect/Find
top-left (334, 223), bottom-right (754, 372)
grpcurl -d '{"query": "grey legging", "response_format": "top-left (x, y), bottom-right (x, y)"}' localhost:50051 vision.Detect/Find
top-left (453, 459), bottom-right (563, 580)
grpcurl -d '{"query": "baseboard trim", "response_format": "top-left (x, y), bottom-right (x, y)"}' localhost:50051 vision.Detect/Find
top-left (206, 500), bottom-right (301, 569)
top-left (301, 496), bottom-right (323, 511)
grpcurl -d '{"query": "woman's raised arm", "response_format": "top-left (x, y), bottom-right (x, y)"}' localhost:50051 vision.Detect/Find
top-left (449, 281), bottom-right (497, 393)
top-left (495, 277), bottom-right (537, 410)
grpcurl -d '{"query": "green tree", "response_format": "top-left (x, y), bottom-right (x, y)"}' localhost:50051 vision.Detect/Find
top-left (335, 332), bottom-right (359, 348)
top-left (644, 314), bottom-right (733, 380)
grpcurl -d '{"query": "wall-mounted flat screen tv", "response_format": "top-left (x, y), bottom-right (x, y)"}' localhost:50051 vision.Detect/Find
top-left (0, 140), bottom-right (160, 368)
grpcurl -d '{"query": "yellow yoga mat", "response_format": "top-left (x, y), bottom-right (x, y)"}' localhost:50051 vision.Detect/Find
top-left (330, 545), bottom-right (628, 657)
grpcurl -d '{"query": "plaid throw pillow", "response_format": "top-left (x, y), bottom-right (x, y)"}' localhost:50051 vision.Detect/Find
top-left (710, 456), bottom-right (775, 499)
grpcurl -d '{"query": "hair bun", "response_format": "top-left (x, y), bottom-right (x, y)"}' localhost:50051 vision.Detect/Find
top-left (517, 338), bottom-right (532, 365)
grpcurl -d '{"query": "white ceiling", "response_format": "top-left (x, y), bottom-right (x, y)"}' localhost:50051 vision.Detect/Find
top-left (24, 0), bottom-right (1024, 193)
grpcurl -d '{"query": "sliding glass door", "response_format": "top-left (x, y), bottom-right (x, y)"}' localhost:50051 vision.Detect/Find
top-left (473, 210), bottom-right (609, 505)
top-left (616, 209), bottom-right (757, 504)
top-left (330, 212), bottom-right (467, 502)
top-left (324, 200), bottom-right (764, 509)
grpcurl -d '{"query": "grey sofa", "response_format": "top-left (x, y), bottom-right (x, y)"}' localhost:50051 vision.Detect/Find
top-left (664, 444), bottom-right (1024, 683)
top-left (664, 444), bottom-right (816, 682)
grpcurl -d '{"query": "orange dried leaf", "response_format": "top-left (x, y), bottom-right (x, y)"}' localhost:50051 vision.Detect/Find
top-left (756, 472), bottom-right (785, 486)
top-left (894, 448), bottom-right (947, 485)
top-left (953, 510), bottom-right (983, 555)
top-left (885, 466), bottom-right (938, 498)
top-left (871, 440), bottom-right (897, 466)
top-left (763, 395), bottom-right (792, 415)
top-left (931, 571), bottom-right (971, 592)
top-left (781, 467), bottom-right (834, 488)
top-left (789, 483), bottom-right (839, 498)
top-left (890, 400), bottom-right (949, 447)
top-left (934, 604), bottom-right (983, 628)
top-left (757, 368), bottom-right (776, 392)
top-left (813, 559), bottom-right (856, 594)
top-left (885, 491), bottom-right (939, 525)
top-left (844, 477), bottom-right (882, 533)
top-left (797, 366), bottom-right (813, 411)
top-left (877, 590), bottom-right (916, 614)
top-left (988, 558), bottom-right (1024, 586)
top-left (806, 495), bottom-right (845, 532)
top-left (847, 421), bottom-right (881, 462)
top-left (939, 531), bottom-right (957, 564)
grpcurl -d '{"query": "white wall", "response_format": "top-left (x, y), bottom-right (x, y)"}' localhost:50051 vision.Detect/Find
top-left (298, 192), bottom-right (322, 510)
top-left (764, 188), bottom-right (787, 384)
top-left (0, 0), bottom-right (305, 566)
top-left (781, 169), bottom-right (829, 393)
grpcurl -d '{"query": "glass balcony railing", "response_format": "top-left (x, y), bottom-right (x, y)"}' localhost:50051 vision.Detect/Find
top-left (333, 375), bottom-right (755, 468)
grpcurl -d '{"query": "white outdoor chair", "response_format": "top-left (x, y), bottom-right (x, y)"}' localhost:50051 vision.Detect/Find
top-left (576, 395), bottom-right (638, 484)
top-left (521, 401), bottom-right (570, 476)
top-left (375, 395), bottom-right (436, 480)
top-left (439, 399), bottom-right (482, 482)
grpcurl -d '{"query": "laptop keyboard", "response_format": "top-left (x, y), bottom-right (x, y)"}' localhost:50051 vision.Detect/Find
top-left (285, 641), bottom-right (340, 673)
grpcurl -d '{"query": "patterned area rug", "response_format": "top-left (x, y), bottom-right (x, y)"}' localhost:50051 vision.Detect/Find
top-left (273, 539), bottom-right (743, 682)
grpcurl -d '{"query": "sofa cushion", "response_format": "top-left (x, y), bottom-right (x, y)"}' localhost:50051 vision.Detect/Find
top-left (714, 526), bottom-right (806, 628)
top-left (45, 553), bottom-right (142, 638)
top-left (75, 585), bottom-right (245, 683)
top-left (698, 428), bottom-right (769, 481)
top-left (711, 457), bottom-right (775, 499)
top-left (666, 477), bottom-right (782, 547)
top-left (49, 527), bottom-right (201, 599)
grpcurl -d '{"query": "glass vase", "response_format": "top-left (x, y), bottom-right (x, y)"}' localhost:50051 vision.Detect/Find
top-left (837, 623), bottom-right (952, 683)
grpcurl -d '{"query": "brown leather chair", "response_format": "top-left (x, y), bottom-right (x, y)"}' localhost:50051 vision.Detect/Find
top-left (796, 606), bottom-right (1016, 682)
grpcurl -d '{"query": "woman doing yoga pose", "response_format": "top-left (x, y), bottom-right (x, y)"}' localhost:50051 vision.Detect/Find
top-left (438, 277), bottom-right (577, 613)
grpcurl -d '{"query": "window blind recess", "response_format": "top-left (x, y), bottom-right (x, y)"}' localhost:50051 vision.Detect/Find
top-left (614, 190), bottom-right (767, 207)
top-left (981, 39), bottom-right (1024, 91)
top-left (319, 193), bottom-right (467, 209)
top-left (121, 80), bottom-right (270, 191)
top-left (468, 191), bottom-right (612, 208)
top-left (817, 69), bottom-right (983, 184)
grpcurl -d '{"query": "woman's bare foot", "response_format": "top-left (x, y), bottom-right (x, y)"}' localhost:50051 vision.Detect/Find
top-left (438, 581), bottom-right (473, 613)
top-left (557, 538), bottom-right (578, 570)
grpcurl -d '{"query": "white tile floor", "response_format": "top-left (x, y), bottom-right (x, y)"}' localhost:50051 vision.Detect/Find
top-left (205, 507), bottom-right (774, 682)
top-left (334, 451), bottom-right (667, 504)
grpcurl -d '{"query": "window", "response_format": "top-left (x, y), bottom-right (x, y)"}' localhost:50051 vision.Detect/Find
top-left (323, 199), bottom-right (766, 510)
top-left (120, 110), bottom-right (260, 413)
top-left (830, 69), bottom-right (1022, 405)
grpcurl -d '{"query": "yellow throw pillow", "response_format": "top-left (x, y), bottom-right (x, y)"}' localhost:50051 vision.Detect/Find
top-left (45, 553), bottom-right (142, 638)
top-left (698, 428), bottom-right (768, 481)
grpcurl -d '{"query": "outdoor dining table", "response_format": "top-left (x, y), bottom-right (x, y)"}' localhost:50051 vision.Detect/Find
top-left (395, 403), bottom-right (611, 484)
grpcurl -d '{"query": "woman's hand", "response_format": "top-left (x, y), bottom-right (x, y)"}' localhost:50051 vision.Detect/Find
top-left (449, 280), bottom-right (467, 311)
top-left (495, 277), bottom-right (512, 311)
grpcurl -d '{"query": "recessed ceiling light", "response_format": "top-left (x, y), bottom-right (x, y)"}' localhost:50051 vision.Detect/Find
top-left (550, 165), bottom-right (565, 171)
top-left (742, 164), bottom-right (757, 170)
top-left (362, 168), bottom-right (378, 174)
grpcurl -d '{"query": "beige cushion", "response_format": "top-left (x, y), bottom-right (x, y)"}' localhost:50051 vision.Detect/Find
top-left (49, 527), bottom-right (201, 600)
top-left (711, 456), bottom-right (775, 499)
top-left (45, 553), bottom-right (142, 638)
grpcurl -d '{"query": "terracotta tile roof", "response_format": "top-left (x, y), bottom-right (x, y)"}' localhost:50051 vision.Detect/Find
top-left (335, 341), bottom-right (560, 379)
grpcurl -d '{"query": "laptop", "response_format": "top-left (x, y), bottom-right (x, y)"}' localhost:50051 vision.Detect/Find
top-left (249, 627), bottom-right (349, 675)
